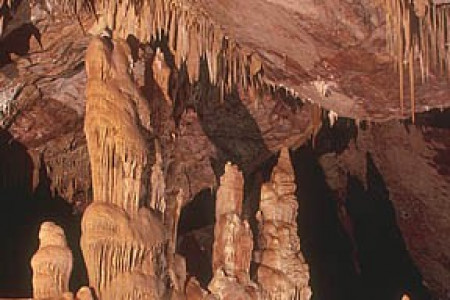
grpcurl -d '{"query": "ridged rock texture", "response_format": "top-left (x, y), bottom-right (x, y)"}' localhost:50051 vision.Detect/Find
top-left (209, 162), bottom-right (259, 299)
top-left (377, 0), bottom-right (450, 121)
top-left (31, 222), bottom-right (73, 299)
top-left (1, 0), bottom-right (450, 299)
top-left (81, 35), bottom-right (168, 299)
top-left (255, 148), bottom-right (312, 300)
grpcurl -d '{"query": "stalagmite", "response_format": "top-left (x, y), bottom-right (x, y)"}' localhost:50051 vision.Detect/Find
top-left (255, 148), bottom-right (312, 300)
top-left (31, 222), bottom-right (73, 299)
top-left (208, 162), bottom-right (259, 299)
top-left (84, 36), bottom-right (152, 215)
top-left (82, 35), bottom-right (168, 299)
top-left (76, 287), bottom-right (95, 300)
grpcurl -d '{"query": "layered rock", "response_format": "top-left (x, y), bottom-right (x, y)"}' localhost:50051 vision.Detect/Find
top-left (209, 162), bottom-right (258, 299)
top-left (255, 148), bottom-right (312, 300)
top-left (31, 222), bottom-right (73, 299)
top-left (81, 35), bottom-right (168, 299)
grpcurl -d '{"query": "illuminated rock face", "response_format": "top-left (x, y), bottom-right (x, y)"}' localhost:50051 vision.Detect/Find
top-left (81, 36), bottom-right (167, 299)
top-left (84, 36), bottom-right (152, 215)
top-left (31, 222), bottom-right (73, 299)
top-left (256, 148), bottom-right (312, 300)
top-left (209, 163), bottom-right (259, 299)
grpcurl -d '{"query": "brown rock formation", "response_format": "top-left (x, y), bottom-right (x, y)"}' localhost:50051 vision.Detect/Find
top-left (209, 162), bottom-right (258, 299)
top-left (76, 286), bottom-right (95, 300)
top-left (150, 141), bottom-right (166, 216)
top-left (31, 222), bottom-right (73, 299)
top-left (81, 35), bottom-right (168, 299)
top-left (84, 35), bottom-right (152, 214)
top-left (1, 0), bottom-right (450, 299)
top-left (255, 148), bottom-right (312, 300)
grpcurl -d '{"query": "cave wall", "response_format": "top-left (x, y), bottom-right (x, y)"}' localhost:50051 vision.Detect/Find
top-left (317, 111), bottom-right (450, 299)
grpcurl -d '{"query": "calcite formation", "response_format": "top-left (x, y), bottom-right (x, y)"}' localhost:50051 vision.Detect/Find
top-left (84, 35), bottom-right (152, 214)
top-left (31, 222), bottom-right (73, 299)
top-left (150, 142), bottom-right (166, 216)
top-left (255, 148), bottom-right (312, 300)
top-left (378, 0), bottom-right (450, 120)
top-left (209, 162), bottom-right (258, 299)
top-left (81, 35), bottom-right (168, 299)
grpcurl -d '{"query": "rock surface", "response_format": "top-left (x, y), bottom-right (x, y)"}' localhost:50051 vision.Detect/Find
top-left (81, 35), bottom-right (167, 299)
top-left (0, 0), bottom-right (449, 299)
top-left (31, 222), bottom-right (73, 299)
top-left (256, 148), bottom-right (312, 300)
top-left (209, 163), bottom-right (258, 299)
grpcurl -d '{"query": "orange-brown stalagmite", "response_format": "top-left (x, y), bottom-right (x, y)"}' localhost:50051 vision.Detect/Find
top-left (31, 222), bottom-right (73, 299)
top-left (209, 162), bottom-right (259, 299)
top-left (255, 148), bottom-right (312, 300)
top-left (84, 36), bottom-right (152, 215)
top-left (81, 35), bottom-right (168, 299)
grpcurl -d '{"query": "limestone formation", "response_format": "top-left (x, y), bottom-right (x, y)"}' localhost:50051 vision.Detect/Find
top-left (152, 47), bottom-right (171, 103)
top-left (84, 35), bottom-right (152, 215)
top-left (379, 0), bottom-right (450, 121)
top-left (31, 222), bottom-right (73, 299)
top-left (255, 148), bottom-right (312, 300)
top-left (82, 35), bottom-right (168, 299)
top-left (150, 141), bottom-right (166, 216)
top-left (76, 287), bottom-right (95, 300)
top-left (209, 162), bottom-right (258, 299)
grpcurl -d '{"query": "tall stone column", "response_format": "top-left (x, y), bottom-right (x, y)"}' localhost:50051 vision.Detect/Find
top-left (255, 148), bottom-right (312, 300)
top-left (209, 162), bottom-right (259, 299)
top-left (81, 35), bottom-right (168, 299)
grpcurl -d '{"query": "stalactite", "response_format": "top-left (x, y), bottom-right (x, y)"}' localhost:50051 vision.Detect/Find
top-left (93, 0), bottom-right (282, 100)
top-left (379, 0), bottom-right (450, 120)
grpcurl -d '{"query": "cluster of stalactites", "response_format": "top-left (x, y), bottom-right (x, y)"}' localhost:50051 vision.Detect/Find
top-left (94, 0), bottom-right (267, 102)
top-left (379, 0), bottom-right (450, 121)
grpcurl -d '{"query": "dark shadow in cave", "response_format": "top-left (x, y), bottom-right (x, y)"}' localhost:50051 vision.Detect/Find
top-left (0, 129), bottom-right (34, 296)
top-left (291, 145), bottom-right (363, 300)
top-left (0, 129), bottom-right (88, 297)
top-left (177, 188), bottom-right (215, 236)
top-left (345, 153), bottom-right (431, 300)
top-left (313, 115), bottom-right (359, 155)
top-left (177, 188), bottom-right (216, 288)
